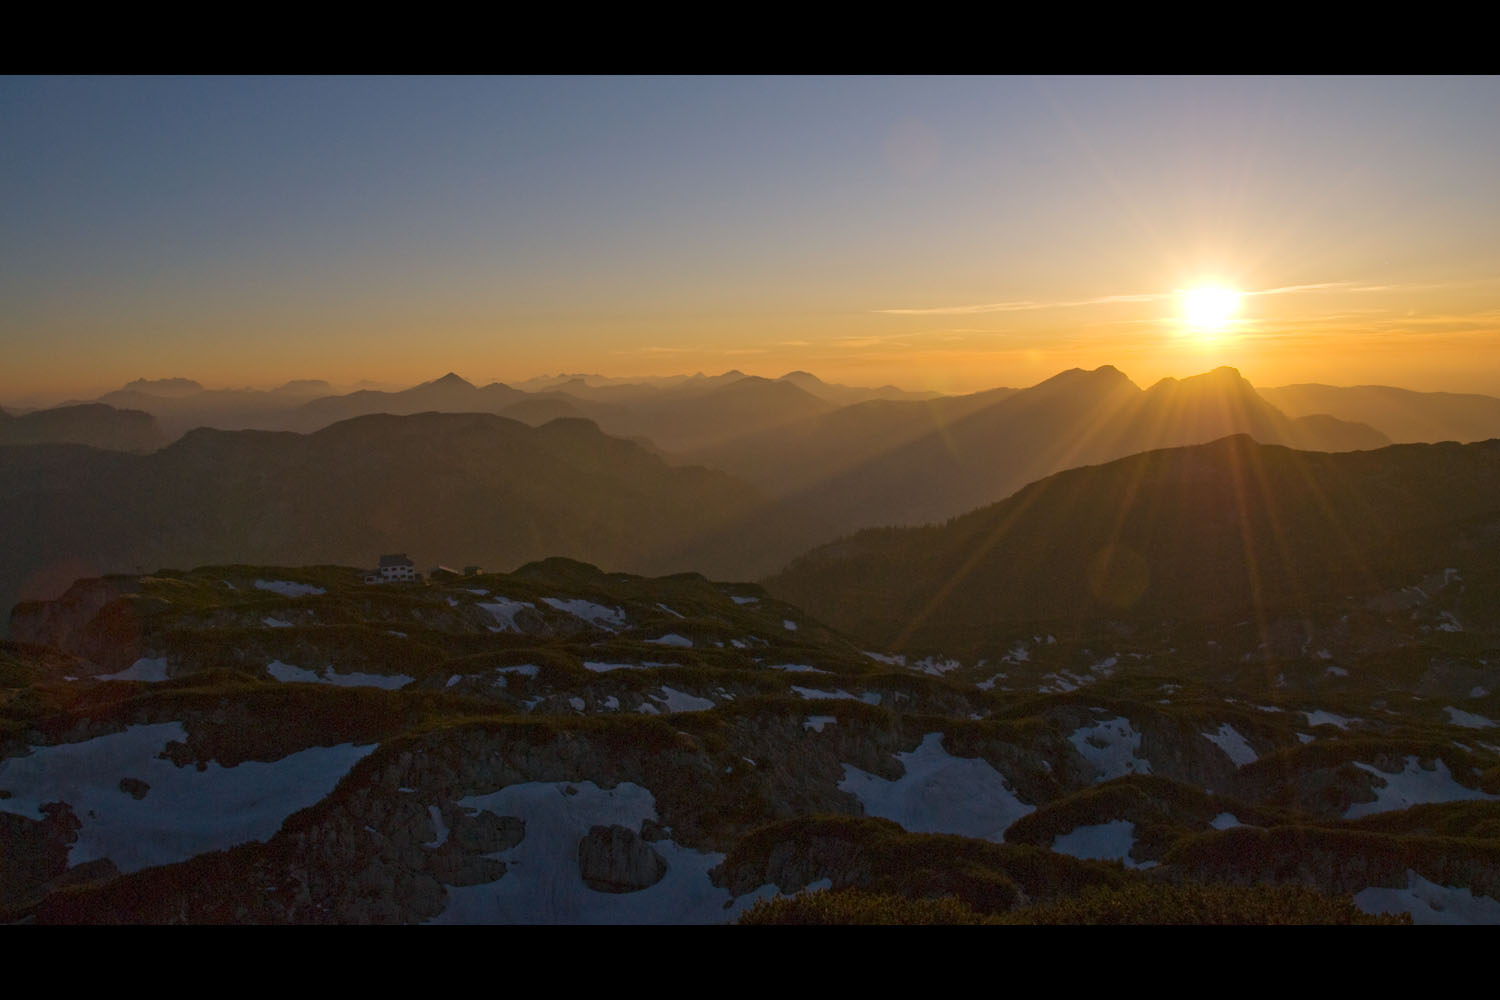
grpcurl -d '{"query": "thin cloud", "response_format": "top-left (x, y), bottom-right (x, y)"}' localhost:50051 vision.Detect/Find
top-left (1249, 281), bottom-right (1363, 296)
top-left (876, 276), bottom-right (1500, 317)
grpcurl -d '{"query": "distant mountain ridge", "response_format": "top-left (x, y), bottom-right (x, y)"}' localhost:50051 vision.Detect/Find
top-left (0, 411), bottom-right (830, 632)
top-left (0, 403), bottom-right (164, 453)
top-left (1259, 383), bottom-right (1500, 444)
top-left (695, 365), bottom-right (1388, 533)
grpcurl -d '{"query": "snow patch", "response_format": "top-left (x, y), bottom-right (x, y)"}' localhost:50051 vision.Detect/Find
top-left (653, 687), bottom-right (714, 713)
top-left (655, 603), bottom-right (684, 618)
top-left (1052, 820), bottom-right (1152, 868)
top-left (1303, 709), bottom-right (1357, 729)
top-left (262, 617), bottom-right (293, 628)
top-left (730, 595), bottom-right (759, 605)
top-left (543, 597), bottom-right (627, 630)
top-left (583, 661), bottom-right (647, 673)
top-left (1069, 717), bottom-right (1151, 781)
top-left (254, 579), bottom-right (325, 598)
top-left (911, 656), bottom-right (962, 676)
top-left (1355, 870), bottom-right (1500, 925)
top-left (1345, 757), bottom-right (1497, 818)
top-left (1201, 723), bottom-right (1258, 767)
top-left (98, 657), bottom-right (170, 683)
top-left (424, 805), bottom-right (449, 848)
top-left (0, 722), bottom-right (374, 874)
top-left (478, 598), bottom-right (536, 632)
top-left (266, 660), bottom-right (412, 690)
top-left (803, 716), bottom-right (837, 732)
top-left (1209, 812), bottom-right (1242, 830)
top-left (838, 733), bottom-right (1033, 840)
top-left (782, 619), bottom-right (798, 631)
top-left (646, 633), bottom-right (693, 648)
top-left (792, 686), bottom-right (858, 701)
top-left (433, 781), bottom-right (753, 924)
top-left (765, 663), bottom-right (829, 674)
top-left (1447, 707), bottom-right (1496, 729)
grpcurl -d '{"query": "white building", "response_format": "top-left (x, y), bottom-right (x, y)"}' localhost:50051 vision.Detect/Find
top-left (365, 553), bottom-right (416, 584)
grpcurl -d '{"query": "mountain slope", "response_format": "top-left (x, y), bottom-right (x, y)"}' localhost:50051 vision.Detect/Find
top-left (288, 374), bottom-right (526, 432)
top-left (0, 404), bottom-right (164, 453)
top-left (766, 434), bottom-right (1500, 649)
top-left (689, 366), bottom-right (1387, 533)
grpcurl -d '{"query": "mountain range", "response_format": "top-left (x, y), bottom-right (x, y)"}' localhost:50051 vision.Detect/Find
top-left (0, 412), bottom-right (829, 632)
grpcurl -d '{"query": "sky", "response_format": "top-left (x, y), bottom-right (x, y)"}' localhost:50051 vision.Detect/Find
top-left (4, 75), bottom-right (1499, 405)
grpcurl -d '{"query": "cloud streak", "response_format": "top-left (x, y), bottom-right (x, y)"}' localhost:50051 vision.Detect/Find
top-left (874, 277), bottom-right (1500, 318)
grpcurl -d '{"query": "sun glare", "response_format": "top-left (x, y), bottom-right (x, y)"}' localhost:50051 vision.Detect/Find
top-left (1179, 286), bottom-right (1242, 335)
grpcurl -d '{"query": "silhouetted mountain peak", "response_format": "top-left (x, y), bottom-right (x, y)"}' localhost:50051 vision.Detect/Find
top-left (1148, 366), bottom-right (1252, 395)
top-left (1034, 364), bottom-right (1138, 394)
top-left (423, 372), bottom-right (474, 390)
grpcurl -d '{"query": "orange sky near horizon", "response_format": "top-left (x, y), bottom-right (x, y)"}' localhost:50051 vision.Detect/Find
top-left (12, 272), bottom-right (1498, 404)
top-left (5, 77), bottom-right (1499, 406)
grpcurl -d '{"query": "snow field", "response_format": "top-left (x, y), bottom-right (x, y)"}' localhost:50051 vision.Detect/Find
top-left (478, 598), bottom-right (535, 632)
top-left (0, 722), bottom-right (374, 873)
top-left (1201, 723), bottom-right (1257, 767)
top-left (838, 733), bottom-right (1034, 841)
top-left (1344, 756), bottom-right (1497, 818)
top-left (542, 597), bottom-right (627, 630)
top-left (267, 660), bottom-right (413, 690)
top-left (1050, 820), bottom-right (1155, 869)
top-left (433, 781), bottom-right (763, 924)
top-left (1068, 717), bottom-right (1151, 781)
top-left (1355, 870), bottom-right (1500, 925)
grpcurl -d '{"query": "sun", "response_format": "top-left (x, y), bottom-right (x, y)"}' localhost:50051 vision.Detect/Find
top-left (1179, 286), bottom-right (1242, 335)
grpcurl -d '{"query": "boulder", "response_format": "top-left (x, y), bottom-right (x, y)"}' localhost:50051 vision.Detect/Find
top-left (577, 824), bottom-right (667, 893)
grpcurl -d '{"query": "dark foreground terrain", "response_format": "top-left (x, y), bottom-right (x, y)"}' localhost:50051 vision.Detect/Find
top-left (4, 550), bottom-right (1498, 923)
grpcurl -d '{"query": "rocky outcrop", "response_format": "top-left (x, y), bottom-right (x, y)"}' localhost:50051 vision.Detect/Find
top-left (9, 577), bottom-right (140, 671)
top-left (577, 824), bottom-right (667, 892)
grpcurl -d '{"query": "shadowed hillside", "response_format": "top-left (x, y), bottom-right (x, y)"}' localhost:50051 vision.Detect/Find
top-left (766, 435), bottom-right (1500, 650)
top-left (0, 412), bottom-right (830, 632)
top-left (0, 404), bottom-right (164, 453)
top-left (697, 366), bottom-right (1387, 532)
